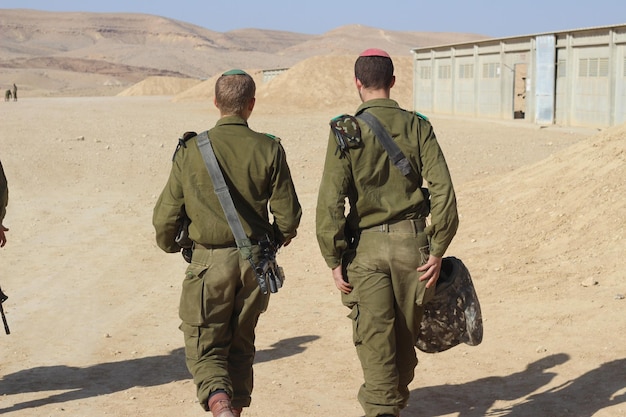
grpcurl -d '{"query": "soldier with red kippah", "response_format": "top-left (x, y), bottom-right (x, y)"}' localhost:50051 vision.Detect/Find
top-left (316, 49), bottom-right (459, 417)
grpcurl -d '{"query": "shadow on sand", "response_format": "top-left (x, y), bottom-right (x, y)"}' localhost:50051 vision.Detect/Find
top-left (404, 354), bottom-right (626, 416)
top-left (0, 335), bottom-right (318, 413)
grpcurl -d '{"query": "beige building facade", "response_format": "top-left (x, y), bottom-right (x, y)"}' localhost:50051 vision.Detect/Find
top-left (411, 24), bottom-right (626, 128)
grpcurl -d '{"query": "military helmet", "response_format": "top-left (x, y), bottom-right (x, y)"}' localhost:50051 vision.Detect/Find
top-left (416, 256), bottom-right (483, 353)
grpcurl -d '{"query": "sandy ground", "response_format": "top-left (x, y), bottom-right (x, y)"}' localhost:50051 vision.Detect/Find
top-left (0, 96), bottom-right (624, 417)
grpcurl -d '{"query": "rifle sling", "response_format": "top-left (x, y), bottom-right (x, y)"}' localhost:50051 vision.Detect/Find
top-left (196, 131), bottom-right (253, 260)
top-left (357, 112), bottom-right (414, 177)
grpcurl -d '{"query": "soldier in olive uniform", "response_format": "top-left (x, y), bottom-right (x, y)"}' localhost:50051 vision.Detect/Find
top-left (315, 49), bottom-right (459, 417)
top-left (0, 159), bottom-right (8, 247)
top-left (153, 69), bottom-right (302, 417)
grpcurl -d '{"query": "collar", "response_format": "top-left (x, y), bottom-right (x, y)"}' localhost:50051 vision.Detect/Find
top-left (215, 115), bottom-right (249, 127)
top-left (355, 98), bottom-right (400, 116)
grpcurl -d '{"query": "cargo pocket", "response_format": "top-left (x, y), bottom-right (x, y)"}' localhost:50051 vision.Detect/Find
top-left (416, 244), bottom-right (435, 306)
top-left (258, 290), bottom-right (270, 313)
top-left (416, 280), bottom-right (436, 307)
top-left (418, 244), bottom-right (430, 266)
top-left (179, 263), bottom-right (209, 325)
top-left (179, 322), bottom-right (201, 360)
top-left (346, 304), bottom-right (363, 346)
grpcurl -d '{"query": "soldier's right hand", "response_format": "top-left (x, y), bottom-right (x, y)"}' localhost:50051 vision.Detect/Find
top-left (332, 265), bottom-right (352, 294)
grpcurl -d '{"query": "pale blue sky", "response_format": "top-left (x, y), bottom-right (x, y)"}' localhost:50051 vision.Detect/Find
top-left (2, 0), bottom-right (625, 37)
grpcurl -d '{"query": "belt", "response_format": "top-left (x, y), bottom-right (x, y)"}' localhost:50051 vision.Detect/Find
top-left (193, 238), bottom-right (262, 251)
top-left (361, 218), bottom-right (426, 234)
top-left (193, 242), bottom-right (237, 250)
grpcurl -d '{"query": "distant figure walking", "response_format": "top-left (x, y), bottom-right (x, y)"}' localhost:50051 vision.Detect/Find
top-left (4, 90), bottom-right (11, 102)
top-left (12, 84), bottom-right (17, 101)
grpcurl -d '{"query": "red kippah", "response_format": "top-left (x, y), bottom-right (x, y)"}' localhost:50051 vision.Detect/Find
top-left (359, 48), bottom-right (390, 58)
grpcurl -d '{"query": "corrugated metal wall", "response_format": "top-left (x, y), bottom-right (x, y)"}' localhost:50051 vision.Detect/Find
top-left (412, 25), bottom-right (626, 128)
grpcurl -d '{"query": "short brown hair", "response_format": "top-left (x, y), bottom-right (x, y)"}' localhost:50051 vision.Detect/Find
top-left (354, 55), bottom-right (394, 89)
top-left (215, 73), bottom-right (256, 115)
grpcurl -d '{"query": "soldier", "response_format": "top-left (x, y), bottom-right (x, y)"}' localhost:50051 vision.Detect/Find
top-left (315, 49), bottom-right (459, 417)
top-left (0, 159), bottom-right (8, 247)
top-left (4, 90), bottom-right (11, 102)
top-left (153, 69), bottom-right (301, 417)
top-left (12, 84), bottom-right (17, 101)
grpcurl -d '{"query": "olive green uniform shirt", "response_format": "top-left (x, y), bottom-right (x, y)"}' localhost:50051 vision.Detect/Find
top-left (0, 160), bottom-right (7, 223)
top-left (316, 99), bottom-right (458, 268)
top-left (153, 116), bottom-right (302, 252)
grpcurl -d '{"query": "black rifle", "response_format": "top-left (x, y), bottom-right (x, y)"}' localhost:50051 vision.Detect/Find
top-left (175, 206), bottom-right (193, 263)
top-left (0, 287), bottom-right (10, 335)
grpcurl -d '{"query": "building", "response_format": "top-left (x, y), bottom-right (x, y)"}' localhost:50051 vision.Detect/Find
top-left (411, 24), bottom-right (626, 128)
top-left (262, 68), bottom-right (289, 83)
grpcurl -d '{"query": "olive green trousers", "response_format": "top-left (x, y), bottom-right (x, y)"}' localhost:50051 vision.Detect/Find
top-left (179, 246), bottom-right (269, 411)
top-left (342, 221), bottom-right (433, 417)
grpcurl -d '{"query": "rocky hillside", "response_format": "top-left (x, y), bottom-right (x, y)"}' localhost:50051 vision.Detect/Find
top-left (0, 9), bottom-right (488, 96)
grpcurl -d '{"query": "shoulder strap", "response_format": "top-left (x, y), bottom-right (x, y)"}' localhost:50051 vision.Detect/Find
top-left (196, 131), bottom-right (253, 260)
top-left (356, 112), bottom-right (414, 177)
top-left (172, 131), bottom-right (197, 161)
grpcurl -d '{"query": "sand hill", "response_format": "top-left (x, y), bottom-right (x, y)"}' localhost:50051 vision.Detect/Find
top-left (0, 9), bottom-right (488, 97)
top-left (454, 124), bottom-right (625, 282)
top-left (117, 76), bottom-right (202, 97)
top-left (168, 56), bottom-right (414, 113)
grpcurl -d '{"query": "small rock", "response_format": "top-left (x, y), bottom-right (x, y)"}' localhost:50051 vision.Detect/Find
top-left (614, 294), bottom-right (625, 300)
top-left (581, 277), bottom-right (598, 287)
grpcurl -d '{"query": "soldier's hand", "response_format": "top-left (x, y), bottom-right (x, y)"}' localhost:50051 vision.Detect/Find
top-left (0, 224), bottom-right (7, 247)
top-left (417, 255), bottom-right (443, 289)
top-left (332, 265), bottom-right (352, 294)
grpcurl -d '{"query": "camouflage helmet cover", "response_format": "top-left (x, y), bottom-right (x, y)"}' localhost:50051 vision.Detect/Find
top-left (416, 256), bottom-right (483, 353)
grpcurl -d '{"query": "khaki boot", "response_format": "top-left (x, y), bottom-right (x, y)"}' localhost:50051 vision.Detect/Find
top-left (208, 392), bottom-right (235, 417)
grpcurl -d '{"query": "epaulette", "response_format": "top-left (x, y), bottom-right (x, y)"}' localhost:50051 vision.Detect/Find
top-left (330, 114), bottom-right (362, 158)
top-left (263, 133), bottom-right (281, 143)
top-left (415, 111), bottom-right (429, 121)
top-left (172, 131), bottom-right (197, 161)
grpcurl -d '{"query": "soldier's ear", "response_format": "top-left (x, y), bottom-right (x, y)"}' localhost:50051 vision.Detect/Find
top-left (355, 77), bottom-right (363, 89)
